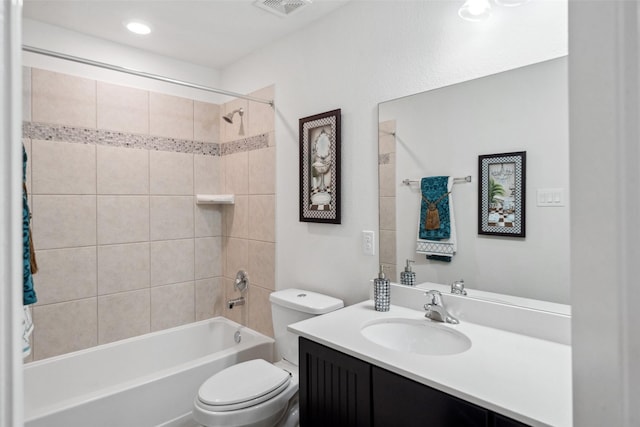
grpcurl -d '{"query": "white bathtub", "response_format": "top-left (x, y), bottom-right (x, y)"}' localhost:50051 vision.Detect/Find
top-left (24, 317), bottom-right (274, 427)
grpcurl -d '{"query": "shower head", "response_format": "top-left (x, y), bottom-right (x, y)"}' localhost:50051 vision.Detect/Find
top-left (222, 108), bottom-right (245, 136)
top-left (223, 108), bottom-right (243, 124)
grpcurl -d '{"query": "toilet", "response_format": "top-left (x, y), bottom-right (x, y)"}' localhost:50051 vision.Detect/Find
top-left (192, 288), bottom-right (344, 427)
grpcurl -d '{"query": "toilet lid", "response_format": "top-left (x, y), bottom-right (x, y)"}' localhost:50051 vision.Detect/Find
top-left (198, 359), bottom-right (291, 411)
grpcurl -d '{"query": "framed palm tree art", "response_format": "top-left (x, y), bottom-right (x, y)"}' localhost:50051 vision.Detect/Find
top-left (478, 151), bottom-right (526, 237)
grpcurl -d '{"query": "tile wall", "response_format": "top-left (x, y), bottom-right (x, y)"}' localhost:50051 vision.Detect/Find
top-left (22, 68), bottom-right (275, 361)
top-left (219, 87), bottom-right (276, 338)
top-left (378, 120), bottom-right (397, 281)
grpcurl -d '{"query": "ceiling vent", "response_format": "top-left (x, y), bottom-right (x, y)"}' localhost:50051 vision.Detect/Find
top-left (254, 0), bottom-right (312, 17)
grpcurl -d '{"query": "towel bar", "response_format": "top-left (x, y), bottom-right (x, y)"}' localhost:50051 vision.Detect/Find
top-left (402, 176), bottom-right (472, 186)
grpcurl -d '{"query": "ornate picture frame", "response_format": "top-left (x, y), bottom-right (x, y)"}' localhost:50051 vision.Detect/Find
top-left (478, 151), bottom-right (526, 237)
top-left (299, 109), bottom-right (341, 224)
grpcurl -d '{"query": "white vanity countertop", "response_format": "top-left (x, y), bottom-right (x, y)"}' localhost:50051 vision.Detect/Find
top-left (288, 301), bottom-right (572, 427)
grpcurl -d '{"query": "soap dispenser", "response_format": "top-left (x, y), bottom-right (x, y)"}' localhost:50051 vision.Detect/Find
top-left (373, 265), bottom-right (390, 312)
top-left (400, 259), bottom-right (416, 286)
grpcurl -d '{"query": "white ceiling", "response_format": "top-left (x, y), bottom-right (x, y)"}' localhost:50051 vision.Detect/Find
top-left (23, 0), bottom-right (352, 70)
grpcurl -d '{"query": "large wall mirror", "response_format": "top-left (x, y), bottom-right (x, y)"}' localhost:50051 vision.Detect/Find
top-left (378, 57), bottom-right (569, 305)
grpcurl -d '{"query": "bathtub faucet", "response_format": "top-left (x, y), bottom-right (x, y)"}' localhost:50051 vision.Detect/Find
top-left (227, 297), bottom-right (245, 309)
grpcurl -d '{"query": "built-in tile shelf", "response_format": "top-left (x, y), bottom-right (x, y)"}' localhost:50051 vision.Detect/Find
top-left (196, 194), bottom-right (235, 205)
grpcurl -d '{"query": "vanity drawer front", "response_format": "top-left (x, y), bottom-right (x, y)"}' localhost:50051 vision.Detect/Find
top-left (372, 366), bottom-right (490, 427)
top-left (299, 337), bottom-right (372, 427)
top-left (493, 413), bottom-right (530, 427)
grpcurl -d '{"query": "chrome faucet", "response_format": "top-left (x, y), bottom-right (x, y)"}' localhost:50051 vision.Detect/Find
top-left (227, 297), bottom-right (245, 309)
top-left (424, 290), bottom-right (459, 324)
top-left (450, 279), bottom-right (467, 296)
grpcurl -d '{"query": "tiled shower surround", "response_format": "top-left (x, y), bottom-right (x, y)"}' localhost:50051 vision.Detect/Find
top-left (23, 68), bottom-right (276, 361)
top-left (378, 120), bottom-right (396, 282)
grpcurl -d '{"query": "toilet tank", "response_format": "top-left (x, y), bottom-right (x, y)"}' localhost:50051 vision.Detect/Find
top-left (269, 288), bottom-right (343, 365)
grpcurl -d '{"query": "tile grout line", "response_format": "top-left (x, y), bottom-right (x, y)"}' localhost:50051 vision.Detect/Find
top-left (147, 92), bottom-right (152, 333)
top-left (94, 97), bottom-right (100, 344)
top-left (145, 90), bottom-right (153, 332)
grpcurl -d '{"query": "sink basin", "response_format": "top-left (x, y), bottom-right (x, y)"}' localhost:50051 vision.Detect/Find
top-left (361, 318), bottom-right (471, 356)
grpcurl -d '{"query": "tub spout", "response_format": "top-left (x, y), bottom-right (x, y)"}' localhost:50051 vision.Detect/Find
top-left (227, 297), bottom-right (245, 309)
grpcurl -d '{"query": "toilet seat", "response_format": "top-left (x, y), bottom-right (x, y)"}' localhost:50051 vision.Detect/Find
top-left (197, 359), bottom-right (292, 412)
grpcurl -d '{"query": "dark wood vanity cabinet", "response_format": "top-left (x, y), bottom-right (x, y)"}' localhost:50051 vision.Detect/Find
top-left (299, 337), bottom-right (529, 427)
top-left (299, 337), bottom-right (372, 427)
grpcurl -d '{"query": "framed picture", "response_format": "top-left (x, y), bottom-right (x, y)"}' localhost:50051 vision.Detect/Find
top-left (478, 151), bottom-right (526, 237)
top-left (299, 109), bottom-right (341, 224)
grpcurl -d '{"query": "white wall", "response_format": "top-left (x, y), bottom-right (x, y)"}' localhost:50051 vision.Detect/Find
top-left (220, 0), bottom-right (568, 305)
top-left (380, 57), bottom-right (569, 304)
top-left (22, 19), bottom-right (223, 103)
top-left (569, 1), bottom-right (640, 425)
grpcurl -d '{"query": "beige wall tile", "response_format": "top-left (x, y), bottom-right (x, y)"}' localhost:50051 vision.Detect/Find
top-left (98, 243), bottom-right (150, 295)
top-left (378, 120), bottom-right (396, 154)
top-left (97, 145), bottom-right (149, 195)
top-left (195, 237), bottom-right (222, 280)
top-left (194, 101), bottom-right (220, 143)
top-left (32, 68), bottom-right (96, 128)
top-left (32, 298), bottom-right (97, 360)
top-left (149, 93), bottom-right (194, 140)
top-left (225, 195), bottom-right (248, 239)
top-left (224, 237), bottom-right (248, 279)
top-left (32, 195), bottom-right (97, 250)
top-left (222, 277), bottom-right (247, 325)
top-left (195, 277), bottom-right (224, 321)
top-left (194, 155), bottom-right (222, 195)
top-left (151, 282), bottom-right (195, 331)
top-left (379, 155), bottom-right (396, 198)
top-left (150, 239), bottom-right (194, 286)
top-left (150, 151), bottom-right (193, 195)
top-left (379, 229), bottom-right (396, 266)
top-left (97, 82), bottom-right (149, 134)
top-left (379, 196), bottom-right (396, 231)
top-left (248, 86), bottom-right (275, 136)
top-left (248, 195), bottom-right (275, 242)
top-left (34, 247), bottom-right (97, 305)
top-left (248, 285), bottom-right (274, 338)
top-left (268, 131), bottom-right (275, 147)
top-left (97, 196), bottom-right (149, 245)
top-left (248, 240), bottom-right (275, 291)
top-left (23, 67), bottom-right (31, 122)
top-left (221, 99), bottom-right (248, 142)
top-left (150, 196), bottom-right (194, 240)
top-left (98, 289), bottom-right (150, 344)
top-left (248, 147), bottom-right (275, 195)
top-left (32, 140), bottom-right (96, 195)
top-left (224, 151), bottom-right (248, 195)
top-left (195, 204), bottom-right (223, 238)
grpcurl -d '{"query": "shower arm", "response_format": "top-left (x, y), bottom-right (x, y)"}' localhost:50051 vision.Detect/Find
top-left (22, 45), bottom-right (274, 107)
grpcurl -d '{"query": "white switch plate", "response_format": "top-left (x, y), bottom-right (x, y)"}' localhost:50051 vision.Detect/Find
top-left (537, 188), bottom-right (565, 207)
top-left (362, 230), bottom-right (375, 256)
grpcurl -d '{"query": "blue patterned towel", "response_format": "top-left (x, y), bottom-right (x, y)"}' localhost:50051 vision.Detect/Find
top-left (23, 144), bottom-right (37, 306)
top-left (419, 176), bottom-right (451, 241)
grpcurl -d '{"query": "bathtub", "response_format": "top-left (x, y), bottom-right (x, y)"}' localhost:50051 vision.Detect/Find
top-left (24, 317), bottom-right (274, 427)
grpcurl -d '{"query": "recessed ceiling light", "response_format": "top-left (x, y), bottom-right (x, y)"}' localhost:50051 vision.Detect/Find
top-left (125, 20), bottom-right (151, 35)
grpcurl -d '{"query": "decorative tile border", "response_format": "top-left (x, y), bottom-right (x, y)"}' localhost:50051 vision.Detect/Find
top-left (221, 133), bottom-right (269, 156)
top-left (23, 122), bottom-right (269, 157)
top-left (379, 153), bottom-right (391, 165)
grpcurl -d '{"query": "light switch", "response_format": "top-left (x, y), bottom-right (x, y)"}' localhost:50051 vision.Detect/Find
top-left (537, 188), bottom-right (565, 207)
top-left (362, 230), bottom-right (375, 256)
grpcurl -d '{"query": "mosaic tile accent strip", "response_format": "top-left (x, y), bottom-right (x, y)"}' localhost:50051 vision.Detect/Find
top-left (23, 121), bottom-right (219, 156)
top-left (220, 133), bottom-right (269, 156)
top-left (23, 122), bottom-right (267, 156)
top-left (379, 153), bottom-right (391, 165)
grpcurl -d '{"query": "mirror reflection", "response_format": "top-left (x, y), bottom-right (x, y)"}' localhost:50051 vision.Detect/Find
top-left (378, 57), bottom-right (569, 304)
